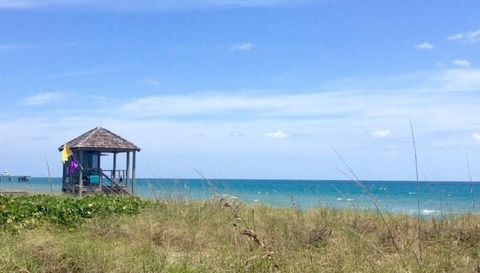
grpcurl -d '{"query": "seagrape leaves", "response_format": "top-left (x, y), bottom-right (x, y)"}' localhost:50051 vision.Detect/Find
top-left (0, 194), bottom-right (145, 230)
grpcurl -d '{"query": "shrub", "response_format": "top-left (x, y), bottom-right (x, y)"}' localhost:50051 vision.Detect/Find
top-left (0, 194), bottom-right (145, 230)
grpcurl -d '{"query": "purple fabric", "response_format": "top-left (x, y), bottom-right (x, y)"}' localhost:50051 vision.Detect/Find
top-left (68, 158), bottom-right (80, 176)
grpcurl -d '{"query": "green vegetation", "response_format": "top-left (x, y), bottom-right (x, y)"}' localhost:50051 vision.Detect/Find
top-left (0, 195), bottom-right (145, 229)
top-left (0, 194), bottom-right (479, 272)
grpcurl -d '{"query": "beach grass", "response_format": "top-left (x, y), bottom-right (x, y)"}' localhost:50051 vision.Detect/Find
top-left (1, 195), bottom-right (479, 272)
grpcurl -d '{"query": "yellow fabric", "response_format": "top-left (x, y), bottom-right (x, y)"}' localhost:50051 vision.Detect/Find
top-left (61, 144), bottom-right (73, 163)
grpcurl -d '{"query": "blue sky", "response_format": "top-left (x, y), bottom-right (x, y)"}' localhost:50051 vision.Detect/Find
top-left (0, 0), bottom-right (480, 180)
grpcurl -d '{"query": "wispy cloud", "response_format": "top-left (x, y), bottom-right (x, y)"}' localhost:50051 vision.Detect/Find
top-left (322, 68), bottom-right (480, 93)
top-left (0, 43), bottom-right (35, 51)
top-left (415, 42), bottom-right (434, 50)
top-left (264, 130), bottom-right (288, 139)
top-left (370, 129), bottom-right (392, 139)
top-left (4, 67), bottom-right (480, 179)
top-left (116, 68), bottom-right (480, 125)
top-left (433, 69), bottom-right (480, 91)
top-left (37, 67), bottom-right (119, 80)
top-left (447, 29), bottom-right (480, 43)
top-left (0, 42), bottom-right (75, 52)
top-left (0, 0), bottom-right (310, 10)
top-left (452, 59), bottom-right (471, 67)
top-left (473, 133), bottom-right (480, 143)
top-left (230, 42), bottom-right (255, 52)
top-left (122, 91), bottom-right (358, 120)
top-left (23, 92), bottom-right (64, 106)
top-left (0, 0), bottom-right (33, 9)
top-left (18, 68), bottom-right (479, 119)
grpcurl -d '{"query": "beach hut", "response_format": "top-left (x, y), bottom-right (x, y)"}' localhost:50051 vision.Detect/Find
top-left (59, 127), bottom-right (140, 196)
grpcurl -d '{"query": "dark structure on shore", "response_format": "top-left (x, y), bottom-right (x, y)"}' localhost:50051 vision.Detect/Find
top-left (59, 127), bottom-right (140, 196)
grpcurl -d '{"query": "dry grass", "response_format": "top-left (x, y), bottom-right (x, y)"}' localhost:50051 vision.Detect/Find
top-left (1, 197), bottom-right (480, 273)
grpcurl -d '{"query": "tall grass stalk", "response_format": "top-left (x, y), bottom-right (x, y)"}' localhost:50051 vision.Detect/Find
top-left (466, 155), bottom-right (475, 210)
top-left (410, 118), bottom-right (423, 267)
top-left (193, 168), bottom-right (219, 196)
top-left (44, 157), bottom-right (52, 194)
top-left (2, 195), bottom-right (480, 272)
top-left (330, 145), bottom-right (411, 272)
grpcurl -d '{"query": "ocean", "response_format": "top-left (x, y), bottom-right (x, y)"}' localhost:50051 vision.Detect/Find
top-left (1, 177), bottom-right (479, 215)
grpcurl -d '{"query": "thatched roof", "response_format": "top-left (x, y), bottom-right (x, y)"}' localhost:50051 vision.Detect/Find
top-left (59, 127), bottom-right (140, 152)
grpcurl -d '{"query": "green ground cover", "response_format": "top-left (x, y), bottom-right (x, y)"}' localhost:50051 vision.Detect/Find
top-left (0, 195), bottom-right (479, 272)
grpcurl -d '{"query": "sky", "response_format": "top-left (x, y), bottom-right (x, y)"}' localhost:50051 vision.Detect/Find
top-left (0, 0), bottom-right (479, 181)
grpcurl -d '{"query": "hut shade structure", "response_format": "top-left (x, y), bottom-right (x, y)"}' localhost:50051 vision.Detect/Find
top-left (59, 127), bottom-right (140, 196)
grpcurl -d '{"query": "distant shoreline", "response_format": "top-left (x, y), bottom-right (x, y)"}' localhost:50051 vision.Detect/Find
top-left (3, 176), bottom-right (479, 184)
top-left (2, 177), bottom-right (479, 215)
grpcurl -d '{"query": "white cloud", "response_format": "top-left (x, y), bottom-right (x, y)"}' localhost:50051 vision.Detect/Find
top-left (4, 72), bottom-right (480, 179)
top-left (415, 42), bottom-right (434, 50)
top-left (0, 0), bottom-right (308, 10)
top-left (371, 129), bottom-right (392, 139)
top-left (122, 91), bottom-right (360, 119)
top-left (452, 59), bottom-right (471, 67)
top-left (230, 42), bottom-right (255, 52)
top-left (23, 92), bottom-right (63, 106)
top-left (447, 29), bottom-right (480, 43)
top-left (122, 69), bottom-right (480, 120)
top-left (434, 69), bottom-right (480, 91)
top-left (473, 133), bottom-right (480, 143)
top-left (263, 130), bottom-right (289, 139)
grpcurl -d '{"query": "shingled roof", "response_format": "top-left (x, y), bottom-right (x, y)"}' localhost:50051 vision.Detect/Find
top-left (59, 127), bottom-right (140, 152)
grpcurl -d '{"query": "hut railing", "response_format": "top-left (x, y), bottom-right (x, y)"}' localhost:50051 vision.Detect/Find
top-left (101, 173), bottom-right (130, 195)
top-left (79, 168), bottom-right (127, 186)
top-left (62, 167), bottom-right (130, 195)
top-left (102, 170), bottom-right (128, 185)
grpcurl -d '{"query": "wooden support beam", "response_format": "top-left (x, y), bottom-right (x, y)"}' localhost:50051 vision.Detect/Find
top-left (98, 153), bottom-right (102, 191)
top-left (132, 151), bottom-right (136, 195)
top-left (126, 151), bottom-right (130, 191)
top-left (98, 153), bottom-right (101, 169)
top-left (113, 152), bottom-right (117, 180)
top-left (79, 150), bottom-right (83, 197)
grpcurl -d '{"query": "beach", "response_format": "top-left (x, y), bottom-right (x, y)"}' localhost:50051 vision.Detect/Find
top-left (1, 194), bottom-right (479, 272)
top-left (2, 1), bottom-right (480, 272)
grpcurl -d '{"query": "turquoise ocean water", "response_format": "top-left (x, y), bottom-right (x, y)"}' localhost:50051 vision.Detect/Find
top-left (1, 178), bottom-right (479, 215)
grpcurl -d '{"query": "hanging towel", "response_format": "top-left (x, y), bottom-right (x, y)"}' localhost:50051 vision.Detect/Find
top-left (68, 158), bottom-right (81, 176)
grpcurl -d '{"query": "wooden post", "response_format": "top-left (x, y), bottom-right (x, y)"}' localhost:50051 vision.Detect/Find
top-left (98, 153), bottom-right (101, 170)
top-left (78, 150), bottom-right (83, 197)
top-left (132, 151), bottom-right (136, 195)
top-left (98, 153), bottom-right (102, 192)
top-left (113, 152), bottom-right (117, 180)
top-left (126, 151), bottom-right (130, 191)
top-left (62, 162), bottom-right (66, 192)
